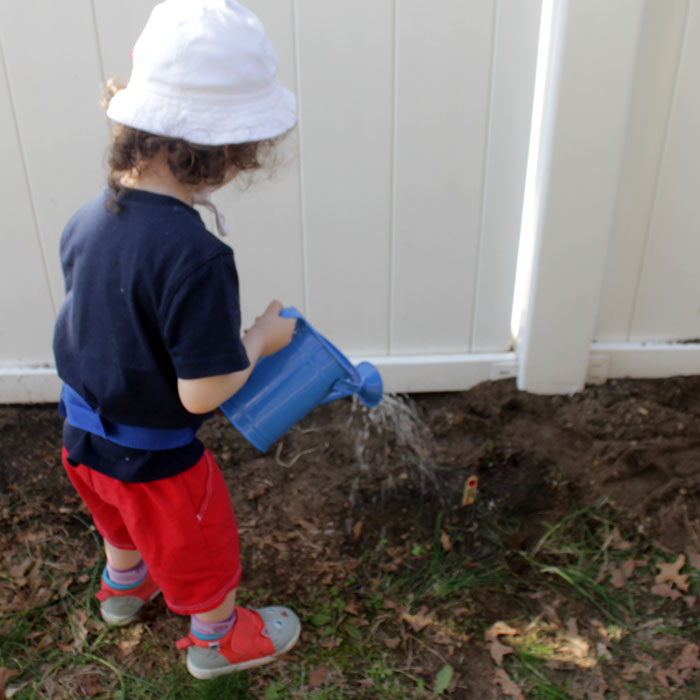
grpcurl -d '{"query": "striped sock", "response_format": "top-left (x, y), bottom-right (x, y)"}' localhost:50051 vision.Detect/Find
top-left (105, 559), bottom-right (147, 589)
top-left (191, 609), bottom-right (237, 641)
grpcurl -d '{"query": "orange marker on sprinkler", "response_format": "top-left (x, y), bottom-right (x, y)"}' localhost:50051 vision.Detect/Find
top-left (462, 475), bottom-right (478, 506)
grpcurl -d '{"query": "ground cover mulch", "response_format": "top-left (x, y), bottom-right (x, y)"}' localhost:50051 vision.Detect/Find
top-left (1, 376), bottom-right (699, 698)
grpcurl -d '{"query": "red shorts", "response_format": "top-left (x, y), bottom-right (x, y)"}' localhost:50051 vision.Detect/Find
top-left (62, 447), bottom-right (241, 615)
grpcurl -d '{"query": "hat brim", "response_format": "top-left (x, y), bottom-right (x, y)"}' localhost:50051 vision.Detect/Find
top-left (107, 81), bottom-right (297, 146)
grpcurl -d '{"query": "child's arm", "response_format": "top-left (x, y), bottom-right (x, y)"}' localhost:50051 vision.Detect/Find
top-left (177, 300), bottom-right (295, 414)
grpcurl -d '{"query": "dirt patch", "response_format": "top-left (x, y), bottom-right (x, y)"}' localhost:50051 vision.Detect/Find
top-left (2, 376), bottom-right (700, 697)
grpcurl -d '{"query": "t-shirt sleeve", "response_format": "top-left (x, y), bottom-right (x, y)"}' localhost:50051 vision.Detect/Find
top-left (162, 252), bottom-right (250, 379)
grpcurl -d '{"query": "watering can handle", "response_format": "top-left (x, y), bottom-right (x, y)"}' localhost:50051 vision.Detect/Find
top-left (280, 306), bottom-right (304, 321)
top-left (279, 308), bottom-right (383, 407)
top-left (280, 307), bottom-right (355, 403)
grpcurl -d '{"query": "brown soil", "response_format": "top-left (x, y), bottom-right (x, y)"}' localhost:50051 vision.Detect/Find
top-left (2, 375), bottom-right (700, 697)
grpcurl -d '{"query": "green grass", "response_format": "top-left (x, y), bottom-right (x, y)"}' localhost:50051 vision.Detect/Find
top-left (2, 496), bottom-right (699, 699)
top-left (386, 507), bottom-right (512, 607)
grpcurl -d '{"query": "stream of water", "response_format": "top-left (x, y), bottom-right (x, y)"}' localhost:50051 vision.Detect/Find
top-left (346, 393), bottom-right (447, 510)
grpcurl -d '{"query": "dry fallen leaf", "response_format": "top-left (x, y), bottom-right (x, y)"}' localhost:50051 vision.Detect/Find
top-left (565, 618), bottom-right (580, 638)
top-left (317, 636), bottom-right (341, 649)
top-left (494, 668), bottom-right (525, 700)
top-left (8, 557), bottom-right (32, 581)
top-left (568, 636), bottom-right (591, 661)
top-left (609, 566), bottom-right (626, 589)
top-left (564, 618), bottom-right (590, 660)
top-left (401, 607), bottom-right (434, 633)
top-left (434, 632), bottom-right (454, 646)
top-left (654, 668), bottom-right (671, 689)
top-left (600, 558), bottom-right (635, 590)
top-left (0, 668), bottom-right (19, 699)
top-left (81, 675), bottom-right (105, 698)
top-left (610, 526), bottom-right (632, 551)
top-left (247, 483), bottom-right (269, 501)
top-left (686, 547), bottom-right (700, 571)
top-left (69, 609), bottom-right (89, 652)
top-left (308, 665), bottom-right (328, 688)
top-left (296, 518), bottom-right (318, 535)
top-left (117, 623), bottom-right (145, 656)
top-left (382, 636), bottom-right (401, 650)
top-left (344, 601), bottom-right (360, 616)
top-left (621, 558), bottom-right (636, 578)
top-left (655, 555), bottom-right (690, 592)
top-left (596, 640), bottom-right (612, 660)
top-left (488, 638), bottom-right (515, 666)
top-left (485, 621), bottom-right (518, 642)
top-left (676, 643), bottom-right (700, 675)
top-left (440, 531), bottom-right (452, 552)
top-left (58, 577), bottom-right (73, 598)
top-left (27, 559), bottom-right (43, 589)
top-left (485, 621), bottom-right (519, 667)
top-left (650, 583), bottom-right (682, 601)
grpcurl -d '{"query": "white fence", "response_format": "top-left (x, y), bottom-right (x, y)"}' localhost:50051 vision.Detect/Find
top-left (1, 0), bottom-right (699, 403)
top-left (519, 0), bottom-right (700, 393)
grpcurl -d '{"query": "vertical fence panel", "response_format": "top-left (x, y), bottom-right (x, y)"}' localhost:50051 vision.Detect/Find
top-left (213, 0), bottom-right (305, 329)
top-left (0, 46), bottom-right (55, 364)
top-left (391, 0), bottom-right (495, 355)
top-left (471, 0), bottom-right (542, 353)
top-left (594, 0), bottom-right (690, 342)
top-left (629, 0), bottom-right (700, 342)
top-left (93, 0), bottom-right (159, 82)
top-left (0, 0), bottom-right (107, 310)
top-left (295, 0), bottom-right (394, 355)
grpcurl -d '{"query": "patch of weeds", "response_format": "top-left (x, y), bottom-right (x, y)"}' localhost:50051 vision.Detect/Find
top-left (4, 478), bottom-right (699, 699)
top-left (386, 509), bottom-right (512, 610)
top-left (250, 578), bottom-right (429, 699)
top-left (195, 671), bottom-right (253, 700)
top-left (518, 501), bottom-right (640, 625)
top-left (479, 500), bottom-right (700, 699)
top-left (489, 645), bottom-right (566, 698)
top-left (529, 681), bottom-right (575, 700)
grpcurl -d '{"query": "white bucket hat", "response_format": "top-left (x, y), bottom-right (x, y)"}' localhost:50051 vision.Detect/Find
top-left (107, 0), bottom-right (297, 146)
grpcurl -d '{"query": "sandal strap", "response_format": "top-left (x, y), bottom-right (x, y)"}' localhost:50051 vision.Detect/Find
top-left (176, 607), bottom-right (276, 662)
top-left (176, 636), bottom-right (194, 650)
top-left (96, 571), bottom-right (159, 603)
top-left (224, 607), bottom-right (276, 662)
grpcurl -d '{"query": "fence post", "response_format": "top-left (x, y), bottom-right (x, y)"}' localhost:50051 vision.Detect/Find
top-left (517, 0), bottom-right (647, 394)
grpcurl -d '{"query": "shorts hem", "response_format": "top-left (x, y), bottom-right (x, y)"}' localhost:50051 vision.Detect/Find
top-left (164, 567), bottom-right (242, 615)
top-left (102, 538), bottom-right (138, 551)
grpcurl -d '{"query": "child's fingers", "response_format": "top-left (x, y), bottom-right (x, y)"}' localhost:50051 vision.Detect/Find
top-left (265, 299), bottom-right (284, 316)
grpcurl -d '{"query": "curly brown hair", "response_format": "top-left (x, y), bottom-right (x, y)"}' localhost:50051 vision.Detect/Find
top-left (104, 80), bottom-right (276, 208)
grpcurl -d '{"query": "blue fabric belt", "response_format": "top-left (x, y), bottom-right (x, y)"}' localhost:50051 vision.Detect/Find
top-left (59, 384), bottom-right (197, 450)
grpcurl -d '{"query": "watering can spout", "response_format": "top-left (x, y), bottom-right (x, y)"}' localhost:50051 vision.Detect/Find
top-left (356, 362), bottom-right (383, 407)
top-left (323, 361), bottom-right (383, 407)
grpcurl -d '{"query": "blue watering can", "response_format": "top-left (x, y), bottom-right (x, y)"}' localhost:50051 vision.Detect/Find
top-left (220, 307), bottom-right (383, 451)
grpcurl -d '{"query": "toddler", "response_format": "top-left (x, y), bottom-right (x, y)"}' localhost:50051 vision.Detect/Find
top-left (53, 0), bottom-right (300, 680)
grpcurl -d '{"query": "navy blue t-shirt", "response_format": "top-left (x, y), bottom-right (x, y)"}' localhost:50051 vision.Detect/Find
top-left (53, 188), bottom-right (250, 481)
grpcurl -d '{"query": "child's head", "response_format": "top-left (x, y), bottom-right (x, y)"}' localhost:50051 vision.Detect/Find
top-left (105, 0), bottom-right (296, 195)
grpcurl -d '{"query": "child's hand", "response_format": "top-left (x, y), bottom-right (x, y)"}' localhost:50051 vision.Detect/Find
top-left (250, 300), bottom-right (296, 357)
top-left (178, 300), bottom-right (294, 414)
